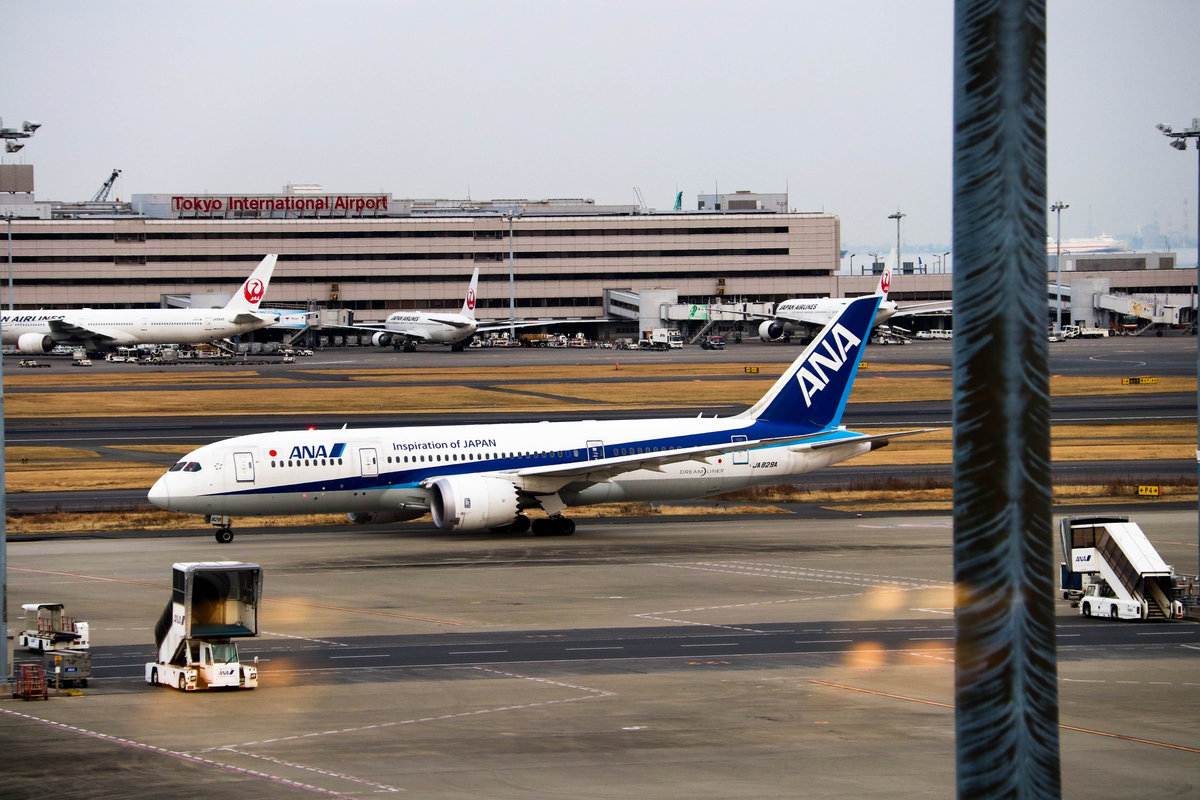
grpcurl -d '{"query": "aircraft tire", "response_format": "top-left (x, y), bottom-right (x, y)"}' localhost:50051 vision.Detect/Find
top-left (215, 528), bottom-right (234, 544)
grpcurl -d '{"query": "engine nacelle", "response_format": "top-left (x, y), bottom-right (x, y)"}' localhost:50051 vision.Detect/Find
top-left (371, 331), bottom-right (393, 347)
top-left (17, 332), bottom-right (55, 353)
top-left (347, 507), bottom-right (426, 525)
top-left (758, 320), bottom-right (786, 342)
top-left (427, 475), bottom-right (520, 532)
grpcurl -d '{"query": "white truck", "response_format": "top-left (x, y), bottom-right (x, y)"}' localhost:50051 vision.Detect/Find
top-left (1058, 515), bottom-right (1185, 621)
top-left (145, 562), bottom-right (262, 691)
top-left (1060, 324), bottom-right (1110, 339)
top-left (640, 328), bottom-right (683, 350)
top-left (17, 603), bottom-right (90, 652)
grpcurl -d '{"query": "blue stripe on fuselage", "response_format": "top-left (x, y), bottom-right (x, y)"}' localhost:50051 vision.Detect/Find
top-left (205, 423), bottom-right (860, 499)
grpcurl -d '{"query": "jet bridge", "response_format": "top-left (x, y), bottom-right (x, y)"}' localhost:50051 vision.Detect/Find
top-left (1059, 515), bottom-right (1184, 620)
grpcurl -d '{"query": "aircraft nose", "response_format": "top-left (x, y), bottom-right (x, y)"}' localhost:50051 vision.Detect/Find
top-left (147, 475), bottom-right (170, 509)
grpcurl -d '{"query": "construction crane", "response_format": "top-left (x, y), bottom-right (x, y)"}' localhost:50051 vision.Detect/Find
top-left (92, 169), bottom-right (121, 202)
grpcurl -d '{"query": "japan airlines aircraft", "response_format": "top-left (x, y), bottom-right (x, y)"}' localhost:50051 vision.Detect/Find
top-left (756, 250), bottom-right (898, 343)
top-left (349, 267), bottom-right (595, 352)
top-left (754, 249), bottom-right (952, 343)
top-left (2, 255), bottom-right (278, 354)
top-left (149, 295), bottom-right (930, 543)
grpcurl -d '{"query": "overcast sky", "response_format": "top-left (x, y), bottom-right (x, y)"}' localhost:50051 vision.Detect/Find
top-left (3, 1), bottom-right (1198, 247)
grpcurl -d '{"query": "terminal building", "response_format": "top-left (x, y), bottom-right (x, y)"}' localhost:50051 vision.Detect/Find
top-left (1, 164), bottom-right (1195, 341)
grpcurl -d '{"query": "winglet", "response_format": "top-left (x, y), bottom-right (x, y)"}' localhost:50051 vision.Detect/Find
top-left (460, 267), bottom-right (480, 319)
top-left (739, 295), bottom-right (881, 430)
top-left (224, 254), bottom-right (278, 312)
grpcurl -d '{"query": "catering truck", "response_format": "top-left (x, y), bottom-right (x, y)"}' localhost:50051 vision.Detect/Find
top-left (17, 602), bottom-right (89, 652)
top-left (1058, 516), bottom-right (1185, 620)
top-left (145, 562), bottom-right (262, 691)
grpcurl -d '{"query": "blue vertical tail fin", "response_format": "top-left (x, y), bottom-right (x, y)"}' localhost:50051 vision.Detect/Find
top-left (738, 295), bottom-right (880, 429)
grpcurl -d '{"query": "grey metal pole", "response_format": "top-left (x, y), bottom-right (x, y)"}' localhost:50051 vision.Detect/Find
top-left (1, 217), bottom-right (7, 685)
top-left (953, 0), bottom-right (1061, 797)
top-left (6, 212), bottom-right (11, 312)
top-left (889, 210), bottom-right (905, 273)
top-left (508, 213), bottom-right (516, 340)
top-left (1052, 201), bottom-right (1068, 331)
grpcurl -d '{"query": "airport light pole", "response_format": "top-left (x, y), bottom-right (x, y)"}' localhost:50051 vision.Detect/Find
top-left (847, 253), bottom-right (855, 274)
top-left (941, 251), bottom-right (950, 274)
top-left (1157, 118), bottom-right (1200, 582)
top-left (1051, 201), bottom-right (1068, 332)
top-left (507, 212), bottom-right (517, 340)
top-left (889, 209), bottom-right (906, 273)
top-left (868, 253), bottom-right (879, 276)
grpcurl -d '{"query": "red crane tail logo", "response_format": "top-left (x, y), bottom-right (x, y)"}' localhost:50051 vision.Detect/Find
top-left (244, 278), bottom-right (266, 305)
top-left (465, 289), bottom-right (476, 311)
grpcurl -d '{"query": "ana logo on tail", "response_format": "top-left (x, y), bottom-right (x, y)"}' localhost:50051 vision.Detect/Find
top-left (795, 322), bottom-right (863, 407)
top-left (244, 278), bottom-right (266, 305)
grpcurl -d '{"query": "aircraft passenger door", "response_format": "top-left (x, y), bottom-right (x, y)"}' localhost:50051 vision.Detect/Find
top-left (232, 451), bottom-right (256, 483)
top-left (359, 448), bottom-right (379, 477)
top-left (731, 435), bottom-right (749, 465)
top-left (587, 440), bottom-right (605, 460)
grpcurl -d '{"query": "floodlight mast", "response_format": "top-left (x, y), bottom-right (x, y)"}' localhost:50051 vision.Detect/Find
top-left (1156, 117), bottom-right (1200, 583)
top-left (1051, 201), bottom-right (1068, 331)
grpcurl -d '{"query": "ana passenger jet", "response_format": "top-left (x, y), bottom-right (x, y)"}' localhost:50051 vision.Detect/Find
top-left (2, 254), bottom-right (279, 354)
top-left (151, 295), bottom-right (928, 542)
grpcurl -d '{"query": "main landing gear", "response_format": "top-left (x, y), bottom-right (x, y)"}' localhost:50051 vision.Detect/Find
top-left (532, 515), bottom-right (576, 537)
top-left (208, 515), bottom-right (235, 544)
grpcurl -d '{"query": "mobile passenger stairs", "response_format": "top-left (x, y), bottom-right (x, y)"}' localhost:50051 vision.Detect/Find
top-left (1059, 515), bottom-right (1188, 621)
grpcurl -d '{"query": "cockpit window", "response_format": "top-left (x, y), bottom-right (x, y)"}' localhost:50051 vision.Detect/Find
top-left (168, 462), bottom-right (187, 472)
top-left (182, 462), bottom-right (202, 472)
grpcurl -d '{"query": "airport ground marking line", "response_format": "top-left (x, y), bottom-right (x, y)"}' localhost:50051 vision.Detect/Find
top-left (10, 567), bottom-right (464, 626)
top-left (0, 706), bottom-right (357, 799)
top-left (209, 668), bottom-right (614, 752)
top-left (810, 679), bottom-right (1200, 755)
top-left (262, 630), bottom-right (351, 647)
top-left (221, 748), bottom-right (403, 794)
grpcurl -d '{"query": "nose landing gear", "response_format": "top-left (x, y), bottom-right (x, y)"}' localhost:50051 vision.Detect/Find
top-left (207, 515), bottom-right (235, 543)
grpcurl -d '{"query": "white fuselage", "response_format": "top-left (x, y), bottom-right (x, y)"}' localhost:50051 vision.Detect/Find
top-left (774, 297), bottom-right (897, 330)
top-left (1, 308), bottom-right (274, 348)
top-left (149, 416), bottom-right (870, 518)
top-left (382, 311), bottom-right (477, 345)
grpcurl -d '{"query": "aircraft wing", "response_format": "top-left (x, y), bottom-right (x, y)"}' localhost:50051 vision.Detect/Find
top-left (891, 301), bottom-right (953, 318)
top-left (46, 318), bottom-right (119, 343)
top-left (503, 428), bottom-right (937, 495)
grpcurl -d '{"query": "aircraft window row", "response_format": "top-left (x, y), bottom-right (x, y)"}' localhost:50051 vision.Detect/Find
top-left (613, 445), bottom-right (678, 455)
top-left (168, 461), bottom-right (203, 472)
top-left (384, 450), bottom-right (582, 464)
top-left (270, 458), bottom-right (344, 468)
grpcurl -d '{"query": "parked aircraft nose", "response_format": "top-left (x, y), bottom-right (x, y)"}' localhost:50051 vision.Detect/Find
top-left (147, 475), bottom-right (170, 509)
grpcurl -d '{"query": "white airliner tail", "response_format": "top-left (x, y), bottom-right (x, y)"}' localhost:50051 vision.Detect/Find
top-left (224, 254), bottom-right (278, 314)
top-left (460, 267), bottom-right (480, 319)
top-left (875, 247), bottom-right (896, 299)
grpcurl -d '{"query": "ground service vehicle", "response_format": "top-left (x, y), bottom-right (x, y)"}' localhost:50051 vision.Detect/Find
top-left (1059, 515), bottom-right (1185, 620)
top-left (17, 603), bottom-right (90, 652)
top-left (145, 562), bottom-right (262, 691)
top-left (640, 328), bottom-right (683, 350)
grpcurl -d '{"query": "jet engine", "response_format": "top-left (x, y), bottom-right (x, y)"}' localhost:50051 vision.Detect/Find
top-left (426, 475), bottom-right (520, 532)
top-left (758, 320), bottom-right (786, 342)
top-left (371, 331), bottom-right (393, 347)
top-left (347, 507), bottom-right (426, 525)
top-left (17, 332), bottom-right (55, 353)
